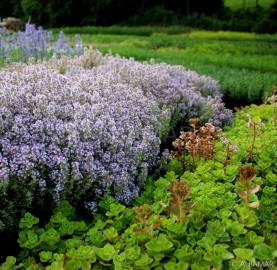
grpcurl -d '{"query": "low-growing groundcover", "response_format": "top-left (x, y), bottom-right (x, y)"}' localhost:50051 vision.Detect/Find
top-left (1, 103), bottom-right (276, 270)
top-left (0, 48), bottom-right (232, 252)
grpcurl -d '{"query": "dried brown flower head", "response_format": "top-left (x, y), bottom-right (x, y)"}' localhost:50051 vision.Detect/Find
top-left (167, 179), bottom-right (194, 222)
top-left (189, 118), bottom-right (200, 128)
top-left (239, 165), bottom-right (256, 184)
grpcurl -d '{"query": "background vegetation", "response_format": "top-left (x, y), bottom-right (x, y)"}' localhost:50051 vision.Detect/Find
top-left (0, 0), bottom-right (277, 33)
top-left (224, 0), bottom-right (275, 9)
top-left (55, 29), bottom-right (277, 107)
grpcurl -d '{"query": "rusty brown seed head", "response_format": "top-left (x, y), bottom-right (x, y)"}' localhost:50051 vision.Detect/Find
top-left (239, 165), bottom-right (256, 184)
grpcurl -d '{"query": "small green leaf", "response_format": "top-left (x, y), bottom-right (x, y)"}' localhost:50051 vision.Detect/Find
top-left (197, 236), bottom-right (216, 249)
top-left (113, 253), bottom-right (126, 270)
top-left (96, 243), bottom-right (116, 261)
top-left (58, 220), bottom-right (75, 236)
top-left (206, 220), bottom-right (227, 239)
top-left (39, 251), bottom-right (53, 263)
top-left (67, 245), bottom-right (96, 263)
top-left (19, 213), bottom-right (39, 230)
top-left (103, 227), bottom-right (118, 240)
top-left (145, 234), bottom-right (173, 254)
top-left (224, 220), bottom-right (247, 237)
top-left (236, 206), bottom-right (258, 227)
top-left (253, 244), bottom-right (276, 260)
top-left (50, 212), bottom-right (67, 224)
top-left (204, 244), bottom-right (234, 268)
top-left (225, 165), bottom-right (239, 177)
top-left (1, 256), bottom-right (16, 269)
top-left (134, 254), bottom-right (153, 267)
top-left (106, 204), bottom-right (125, 218)
top-left (18, 230), bottom-right (39, 249)
top-left (65, 238), bottom-right (84, 249)
top-left (191, 263), bottom-right (210, 270)
top-left (124, 246), bottom-right (141, 262)
top-left (73, 221), bottom-right (87, 232)
top-left (174, 244), bottom-right (195, 262)
top-left (46, 260), bottom-right (64, 270)
top-left (247, 231), bottom-right (264, 246)
top-left (252, 116), bottom-right (261, 123)
top-left (40, 228), bottom-right (60, 246)
top-left (233, 248), bottom-right (253, 261)
top-left (164, 261), bottom-right (189, 270)
top-left (86, 228), bottom-right (105, 246)
top-left (65, 259), bottom-right (82, 270)
top-left (99, 196), bottom-right (118, 211)
top-left (54, 200), bottom-right (75, 220)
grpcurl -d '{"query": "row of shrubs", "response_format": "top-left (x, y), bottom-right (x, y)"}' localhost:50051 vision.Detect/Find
top-left (95, 44), bottom-right (276, 107)
top-left (0, 0), bottom-right (227, 27)
top-left (126, 5), bottom-right (277, 34)
top-left (1, 103), bottom-right (276, 269)
top-left (1, 0), bottom-right (277, 33)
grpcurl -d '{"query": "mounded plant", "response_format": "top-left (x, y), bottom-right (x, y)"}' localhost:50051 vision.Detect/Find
top-left (0, 49), bottom-right (232, 239)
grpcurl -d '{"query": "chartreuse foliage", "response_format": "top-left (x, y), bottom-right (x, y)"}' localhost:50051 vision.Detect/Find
top-left (1, 104), bottom-right (276, 269)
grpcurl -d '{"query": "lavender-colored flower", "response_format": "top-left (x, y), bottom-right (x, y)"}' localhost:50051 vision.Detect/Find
top-left (54, 31), bottom-right (73, 57)
top-left (0, 24), bottom-right (84, 63)
top-left (75, 34), bottom-right (84, 56)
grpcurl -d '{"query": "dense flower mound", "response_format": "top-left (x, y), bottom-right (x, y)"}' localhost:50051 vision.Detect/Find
top-left (0, 50), bottom-right (232, 219)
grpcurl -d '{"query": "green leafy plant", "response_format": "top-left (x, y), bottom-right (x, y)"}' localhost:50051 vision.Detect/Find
top-left (1, 104), bottom-right (276, 270)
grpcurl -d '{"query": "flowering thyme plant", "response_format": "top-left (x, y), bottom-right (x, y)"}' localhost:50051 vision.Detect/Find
top-left (0, 48), bottom-right (232, 234)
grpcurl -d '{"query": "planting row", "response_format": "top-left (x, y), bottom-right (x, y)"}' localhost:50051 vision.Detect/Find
top-left (1, 103), bottom-right (276, 269)
top-left (74, 31), bottom-right (277, 105)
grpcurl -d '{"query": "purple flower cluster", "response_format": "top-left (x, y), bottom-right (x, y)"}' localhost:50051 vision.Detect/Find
top-left (17, 23), bottom-right (51, 61)
top-left (0, 23), bottom-right (83, 63)
top-left (0, 50), bottom-right (232, 207)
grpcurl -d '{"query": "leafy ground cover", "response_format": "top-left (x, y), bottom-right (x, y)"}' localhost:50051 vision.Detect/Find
top-left (61, 30), bottom-right (277, 107)
top-left (1, 102), bottom-right (276, 269)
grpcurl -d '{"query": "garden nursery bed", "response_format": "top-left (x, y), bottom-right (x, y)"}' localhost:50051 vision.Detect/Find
top-left (0, 24), bottom-right (276, 270)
